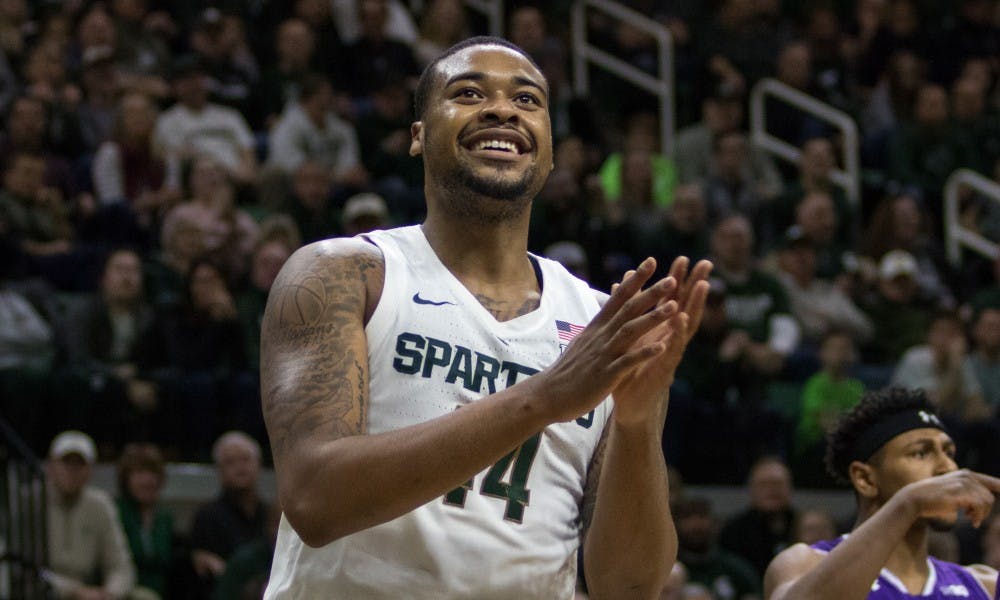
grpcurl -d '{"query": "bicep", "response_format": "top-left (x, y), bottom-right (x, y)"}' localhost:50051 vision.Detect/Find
top-left (260, 239), bottom-right (383, 475)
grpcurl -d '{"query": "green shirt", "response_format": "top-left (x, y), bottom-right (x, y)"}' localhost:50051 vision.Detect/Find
top-left (795, 371), bottom-right (864, 452)
top-left (116, 496), bottom-right (174, 596)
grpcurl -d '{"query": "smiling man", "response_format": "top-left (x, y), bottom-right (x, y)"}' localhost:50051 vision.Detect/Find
top-left (260, 37), bottom-right (711, 598)
top-left (764, 387), bottom-right (1000, 600)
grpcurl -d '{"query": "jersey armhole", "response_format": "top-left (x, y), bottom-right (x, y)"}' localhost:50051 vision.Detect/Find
top-left (360, 233), bottom-right (395, 351)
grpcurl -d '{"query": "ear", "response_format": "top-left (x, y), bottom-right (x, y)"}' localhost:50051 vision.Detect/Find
top-left (848, 460), bottom-right (879, 499)
top-left (409, 121), bottom-right (424, 156)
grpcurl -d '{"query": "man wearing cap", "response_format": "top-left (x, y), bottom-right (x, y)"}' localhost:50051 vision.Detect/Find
top-left (44, 430), bottom-right (136, 599)
top-left (764, 387), bottom-right (1000, 599)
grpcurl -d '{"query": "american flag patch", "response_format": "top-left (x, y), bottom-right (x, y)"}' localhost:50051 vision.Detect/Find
top-left (555, 320), bottom-right (585, 343)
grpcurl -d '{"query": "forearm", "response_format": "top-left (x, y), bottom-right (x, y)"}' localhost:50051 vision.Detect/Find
top-left (584, 417), bottom-right (674, 599)
top-left (279, 375), bottom-right (553, 546)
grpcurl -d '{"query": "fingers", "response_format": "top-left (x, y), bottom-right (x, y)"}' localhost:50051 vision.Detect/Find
top-left (971, 471), bottom-right (1000, 494)
top-left (598, 258), bottom-right (657, 324)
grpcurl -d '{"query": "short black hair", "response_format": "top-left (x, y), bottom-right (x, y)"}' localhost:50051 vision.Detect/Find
top-left (413, 36), bottom-right (544, 120)
top-left (825, 387), bottom-right (936, 484)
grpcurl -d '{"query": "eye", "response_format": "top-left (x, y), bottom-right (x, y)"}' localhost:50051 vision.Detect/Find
top-left (515, 92), bottom-right (540, 105)
top-left (454, 88), bottom-right (482, 100)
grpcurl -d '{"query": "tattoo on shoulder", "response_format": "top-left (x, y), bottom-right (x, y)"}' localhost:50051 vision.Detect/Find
top-left (261, 250), bottom-right (382, 460)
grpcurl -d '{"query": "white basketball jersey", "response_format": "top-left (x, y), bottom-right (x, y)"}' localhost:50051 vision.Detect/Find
top-left (266, 225), bottom-right (612, 599)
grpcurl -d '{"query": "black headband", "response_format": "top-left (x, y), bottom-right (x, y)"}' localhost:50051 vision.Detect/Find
top-left (850, 409), bottom-right (949, 464)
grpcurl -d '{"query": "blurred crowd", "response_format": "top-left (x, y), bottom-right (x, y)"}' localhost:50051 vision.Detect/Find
top-left (0, 0), bottom-right (999, 494)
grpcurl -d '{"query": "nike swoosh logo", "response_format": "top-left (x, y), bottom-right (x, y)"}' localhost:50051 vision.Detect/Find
top-left (412, 293), bottom-right (455, 306)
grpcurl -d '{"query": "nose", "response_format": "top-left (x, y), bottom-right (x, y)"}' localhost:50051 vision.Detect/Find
top-left (934, 449), bottom-right (958, 476)
top-left (479, 93), bottom-right (519, 124)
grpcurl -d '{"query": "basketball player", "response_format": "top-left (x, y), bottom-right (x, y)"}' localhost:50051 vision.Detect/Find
top-left (764, 387), bottom-right (1000, 599)
top-left (260, 37), bottom-right (712, 598)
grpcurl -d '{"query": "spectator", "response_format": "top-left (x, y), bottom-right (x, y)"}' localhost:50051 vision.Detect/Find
top-left (720, 456), bottom-right (799, 579)
top-left (969, 305), bottom-right (1000, 411)
top-left (165, 155), bottom-right (258, 279)
top-left (859, 49), bottom-right (926, 148)
top-left (144, 204), bottom-right (207, 309)
top-left (76, 45), bottom-right (122, 152)
top-left (62, 248), bottom-right (167, 453)
top-left (711, 214), bottom-right (799, 381)
top-left (115, 443), bottom-right (175, 600)
top-left (413, 0), bottom-right (468, 68)
top-left (0, 94), bottom-right (77, 197)
top-left (887, 83), bottom-right (979, 206)
top-left (159, 258), bottom-right (256, 459)
top-left (45, 430), bottom-right (136, 599)
top-left (254, 18), bottom-right (317, 129)
top-left (267, 73), bottom-right (369, 194)
top-left (792, 330), bottom-right (865, 487)
top-left (212, 505), bottom-right (281, 600)
top-left (765, 40), bottom-right (828, 148)
top-left (860, 189), bottom-right (955, 309)
top-left (675, 88), bottom-right (782, 202)
top-left (237, 220), bottom-right (298, 371)
top-left (91, 91), bottom-right (177, 248)
top-left (153, 55), bottom-right (257, 187)
top-left (189, 431), bottom-right (270, 598)
top-left (702, 130), bottom-right (770, 232)
top-left (859, 249), bottom-right (935, 367)
top-left (284, 161), bottom-right (339, 244)
top-left (772, 225), bottom-right (873, 348)
top-left (675, 495), bottom-right (762, 600)
top-left (108, 0), bottom-right (173, 96)
top-left (340, 191), bottom-right (391, 236)
top-left (543, 240), bottom-right (590, 282)
top-left (292, 0), bottom-right (344, 78)
top-left (356, 76), bottom-right (423, 221)
top-left (792, 508), bottom-right (837, 546)
top-left (188, 9), bottom-right (259, 117)
top-left (635, 182), bottom-right (711, 280)
top-left (331, 0), bottom-right (418, 46)
top-left (788, 191), bottom-right (853, 281)
top-left (339, 0), bottom-right (420, 102)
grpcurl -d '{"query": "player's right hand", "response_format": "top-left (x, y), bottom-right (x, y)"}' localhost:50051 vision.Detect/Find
top-left (898, 469), bottom-right (1000, 528)
top-left (534, 257), bottom-right (677, 423)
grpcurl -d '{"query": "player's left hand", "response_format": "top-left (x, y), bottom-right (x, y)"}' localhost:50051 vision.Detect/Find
top-left (610, 257), bottom-right (712, 428)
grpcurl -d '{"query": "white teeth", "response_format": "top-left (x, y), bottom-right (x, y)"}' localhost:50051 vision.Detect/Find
top-left (474, 139), bottom-right (518, 153)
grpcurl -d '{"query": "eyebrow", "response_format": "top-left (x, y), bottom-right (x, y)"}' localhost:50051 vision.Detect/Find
top-left (444, 71), bottom-right (548, 97)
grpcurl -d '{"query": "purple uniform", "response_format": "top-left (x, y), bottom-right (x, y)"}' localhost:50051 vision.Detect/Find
top-left (811, 537), bottom-right (991, 599)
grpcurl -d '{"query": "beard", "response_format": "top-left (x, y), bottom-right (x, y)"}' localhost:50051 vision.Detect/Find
top-left (434, 156), bottom-right (541, 224)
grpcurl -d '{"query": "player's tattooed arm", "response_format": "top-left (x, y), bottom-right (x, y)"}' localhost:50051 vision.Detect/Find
top-left (579, 422), bottom-right (610, 544)
top-left (261, 238), bottom-right (383, 466)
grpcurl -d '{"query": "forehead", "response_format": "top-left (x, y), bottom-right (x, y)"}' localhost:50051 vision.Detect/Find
top-left (435, 45), bottom-right (546, 91)
top-left (883, 427), bottom-right (953, 453)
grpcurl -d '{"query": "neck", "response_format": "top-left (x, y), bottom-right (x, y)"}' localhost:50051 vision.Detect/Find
top-left (421, 211), bottom-right (532, 284)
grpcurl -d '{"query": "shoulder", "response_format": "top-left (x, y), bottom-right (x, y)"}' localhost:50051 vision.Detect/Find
top-left (964, 563), bottom-right (997, 598)
top-left (270, 237), bottom-right (385, 325)
top-left (764, 543), bottom-right (825, 597)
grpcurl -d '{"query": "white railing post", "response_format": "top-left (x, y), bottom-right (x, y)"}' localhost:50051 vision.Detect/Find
top-left (944, 169), bottom-right (1000, 267)
top-left (749, 78), bottom-right (860, 209)
top-left (571, 0), bottom-right (674, 155)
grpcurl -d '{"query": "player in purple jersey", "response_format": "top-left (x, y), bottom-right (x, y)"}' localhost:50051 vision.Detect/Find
top-left (764, 387), bottom-right (1000, 599)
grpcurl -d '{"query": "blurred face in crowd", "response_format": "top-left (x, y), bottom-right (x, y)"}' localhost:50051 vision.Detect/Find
top-left (819, 332), bottom-right (856, 374)
top-left (669, 184), bottom-right (706, 233)
top-left (677, 509), bottom-right (715, 554)
top-left (174, 71), bottom-right (208, 109)
top-left (927, 316), bottom-right (964, 359)
top-left (711, 215), bottom-right (754, 272)
top-left (538, 167), bottom-right (579, 210)
top-left (887, 0), bottom-right (918, 36)
top-left (48, 453), bottom-right (92, 500)
top-left (796, 191), bottom-right (837, 245)
top-left (25, 42), bottom-right (65, 87)
top-left (112, 0), bottom-right (148, 22)
top-left (777, 41), bottom-right (812, 89)
top-left (508, 6), bottom-right (546, 52)
top-left (703, 96), bottom-right (743, 133)
top-left (3, 154), bottom-right (45, 198)
top-left (359, 0), bottom-right (388, 39)
top-left (714, 131), bottom-right (749, 181)
top-left (251, 240), bottom-right (292, 292)
top-left (795, 509), bottom-right (837, 545)
top-left (293, 162), bottom-right (333, 211)
top-left (277, 19), bottom-right (315, 69)
top-left (189, 156), bottom-right (228, 200)
top-left (779, 241), bottom-right (816, 284)
top-left (102, 250), bottom-right (143, 306)
top-left (951, 77), bottom-right (985, 122)
top-left (972, 308), bottom-right (1000, 356)
top-left (914, 84), bottom-right (949, 128)
top-left (78, 7), bottom-right (116, 50)
top-left (891, 194), bottom-right (923, 244)
top-left (120, 92), bottom-right (157, 140)
top-left (216, 437), bottom-right (260, 493)
top-left (127, 468), bottom-right (163, 508)
top-left (800, 138), bottom-right (835, 182)
top-left (8, 97), bottom-right (47, 147)
top-left (749, 459), bottom-right (793, 512)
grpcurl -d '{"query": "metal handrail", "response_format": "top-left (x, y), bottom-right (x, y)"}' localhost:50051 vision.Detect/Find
top-left (944, 168), bottom-right (1000, 267)
top-left (0, 417), bottom-right (48, 599)
top-left (749, 78), bottom-right (860, 208)
top-left (571, 0), bottom-right (674, 156)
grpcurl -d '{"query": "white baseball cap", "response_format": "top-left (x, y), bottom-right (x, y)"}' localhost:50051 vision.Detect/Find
top-left (878, 249), bottom-right (918, 281)
top-left (49, 430), bottom-right (96, 464)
